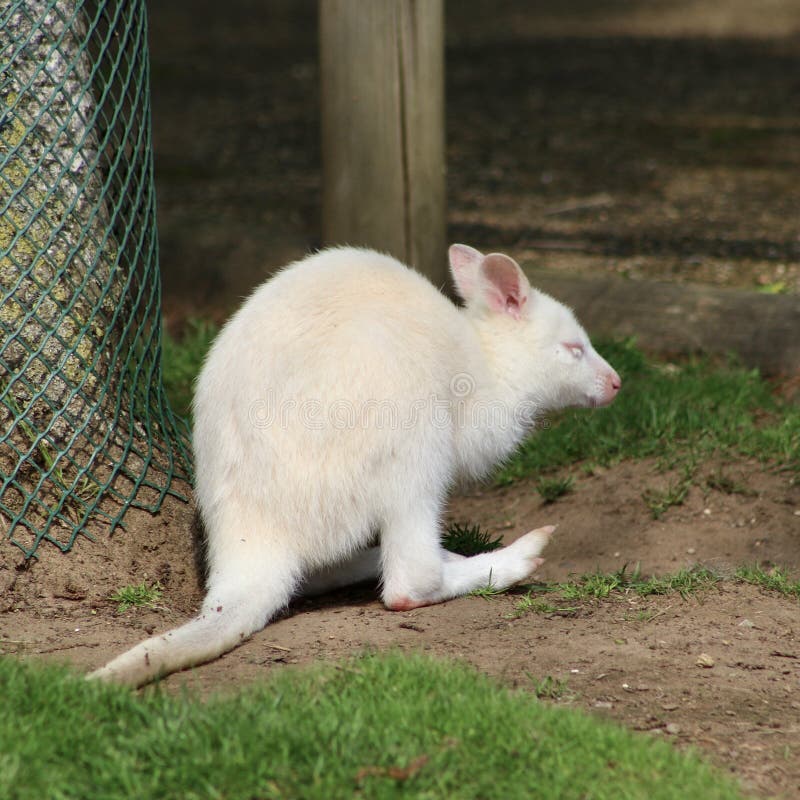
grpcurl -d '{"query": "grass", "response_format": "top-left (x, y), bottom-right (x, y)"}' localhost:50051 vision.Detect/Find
top-left (642, 470), bottom-right (692, 519)
top-left (529, 673), bottom-right (572, 701)
top-left (443, 521), bottom-right (503, 556)
top-left (627, 567), bottom-right (722, 599)
top-left (705, 469), bottom-right (758, 497)
top-left (109, 580), bottom-right (163, 612)
top-left (536, 475), bottom-right (574, 503)
top-left (468, 570), bottom-right (506, 599)
top-left (513, 564), bottom-right (723, 617)
top-left (161, 318), bottom-right (218, 418)
top-left (443, 529), bottom-right (727, 605)
top-left (735, 564), bottom-right (800, 599)
top-left (469, 582), bottom-right (506, 599)
top-left (513, 596), bottom-right (581, 616)
top-left (512, 563), bottom-right (800, 619)
top-left (0, 652), bottom-right (746, 800)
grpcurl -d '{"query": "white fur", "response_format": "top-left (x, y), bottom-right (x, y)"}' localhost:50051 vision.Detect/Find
top-left (90, 245), bottom-right (620, 686)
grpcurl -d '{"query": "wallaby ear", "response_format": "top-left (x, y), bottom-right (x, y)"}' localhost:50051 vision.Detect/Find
top-left (478, 253), bottom-right (531, 320)
top-left (448, 243), bottom-right (484, 302)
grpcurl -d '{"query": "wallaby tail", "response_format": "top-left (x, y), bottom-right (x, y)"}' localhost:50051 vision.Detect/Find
top-left (89, 579), bottom-right (294, 687)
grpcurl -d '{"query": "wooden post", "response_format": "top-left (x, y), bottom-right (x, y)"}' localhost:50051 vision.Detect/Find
top-left (320, 0), bottom-right (447, 291)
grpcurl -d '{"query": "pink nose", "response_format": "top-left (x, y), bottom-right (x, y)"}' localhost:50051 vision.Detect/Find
top-left (599, 370), bottom-right (621, 406)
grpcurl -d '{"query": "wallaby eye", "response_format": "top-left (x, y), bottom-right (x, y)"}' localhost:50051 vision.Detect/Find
top-left (564, 343), bottom-right (584, 360)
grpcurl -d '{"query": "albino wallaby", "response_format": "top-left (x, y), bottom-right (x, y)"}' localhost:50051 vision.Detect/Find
top-left (90, 244), bottom-right (620, 686)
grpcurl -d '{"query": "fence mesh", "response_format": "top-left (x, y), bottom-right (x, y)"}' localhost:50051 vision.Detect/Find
top-left (0, 0), bottom-right (192, 559)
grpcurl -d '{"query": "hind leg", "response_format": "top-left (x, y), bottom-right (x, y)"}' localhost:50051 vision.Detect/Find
top-left (301, 546), bottom-right (467, 597)
top-left (380, 501), bottom-right (553, 611)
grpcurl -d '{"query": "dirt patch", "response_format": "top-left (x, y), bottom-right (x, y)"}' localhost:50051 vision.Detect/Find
top-left (2, 460), bottom-right (798, 798)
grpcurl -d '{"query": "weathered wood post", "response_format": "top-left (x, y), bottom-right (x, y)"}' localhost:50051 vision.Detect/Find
top-left (319, 0), bottom-right (447, 290)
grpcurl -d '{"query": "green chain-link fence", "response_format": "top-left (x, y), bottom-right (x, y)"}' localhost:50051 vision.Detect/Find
top-left (1, 0), bottom-right (192, 559)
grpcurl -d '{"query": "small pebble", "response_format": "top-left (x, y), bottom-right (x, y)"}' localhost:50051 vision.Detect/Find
top-left (738, 619), bottom-right (755, 628)
top-left (686, 547), bottom-right (696, 555)
top-left (696, 653), bottom-right (715, 668)
top-left (665, 723), bottom-right (681, 735)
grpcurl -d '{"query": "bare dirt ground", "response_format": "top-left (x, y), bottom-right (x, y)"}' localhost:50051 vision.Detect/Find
top-left (2, 1), bottom-right (799, 799)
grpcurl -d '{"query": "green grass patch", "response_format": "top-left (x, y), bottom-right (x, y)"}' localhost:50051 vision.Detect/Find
top-left (0, 653), bottom-right (745, 800)
top-left (514, 563), bottom-right (800, 619)
top-left (515, 565), bottom-right (722, 617)
top-left (528, 673), bottom-right (573, 701)
top-left (642, 471), bottom-right (693, 519)
top-left (469, 583), bottom-right (506, 599)
top-left (536, 475), bottom-right (574, 503)
top-left (495, 339), bottom-right (800, 485)
top-left (161, 319), bottom-right (218, 418)
top-left (705, 469), bottom-right (758, 497)
top-left (513, 596), bottom-right (581, 617)
top-left (468, 571), bottom-right (507, 599)
top-left (109, 580), bottom-right (163, 613)
top-left (443, 521), bottom-right (503, 556)
top-left (734, 564), bottom-right (800, 599)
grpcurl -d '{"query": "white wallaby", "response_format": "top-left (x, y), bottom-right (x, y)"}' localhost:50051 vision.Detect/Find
top-left (90, 244), bottom-right (620, 686)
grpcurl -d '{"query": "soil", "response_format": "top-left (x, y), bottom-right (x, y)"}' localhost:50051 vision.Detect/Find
top-left (2, 2), bottom-right (800, 799)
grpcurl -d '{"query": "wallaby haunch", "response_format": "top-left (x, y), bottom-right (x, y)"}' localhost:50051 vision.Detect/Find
top-left (90, 244), bottom-right (621, 686)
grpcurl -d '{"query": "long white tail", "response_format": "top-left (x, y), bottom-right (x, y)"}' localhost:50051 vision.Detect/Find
top-left (89, 575), bottom-right (296, 687)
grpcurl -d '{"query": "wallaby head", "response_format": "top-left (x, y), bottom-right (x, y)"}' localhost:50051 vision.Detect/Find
top-left (448, 243), bottom-right (621, 413)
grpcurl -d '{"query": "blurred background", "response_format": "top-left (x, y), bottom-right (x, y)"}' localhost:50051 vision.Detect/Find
top-left (147, 0), bottom-right (800, 347)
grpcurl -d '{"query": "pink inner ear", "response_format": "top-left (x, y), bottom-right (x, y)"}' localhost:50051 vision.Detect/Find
top-left (481, 254), bottom-right (529, 319)
top-left (448, 243), bottom-right (484, 302)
